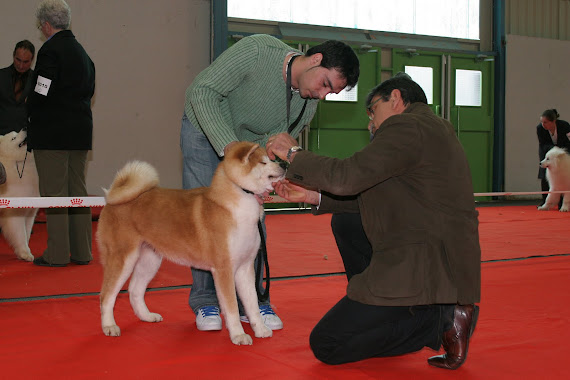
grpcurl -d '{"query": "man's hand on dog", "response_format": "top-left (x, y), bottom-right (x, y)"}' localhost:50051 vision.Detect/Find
top-left (266, 133), bottom-right (296, 162)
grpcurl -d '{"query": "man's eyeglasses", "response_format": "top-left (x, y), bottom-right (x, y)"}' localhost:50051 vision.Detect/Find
top-left (366, 97), bottom-right (383, 121)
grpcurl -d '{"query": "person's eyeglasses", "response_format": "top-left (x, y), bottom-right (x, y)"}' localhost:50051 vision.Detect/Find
top-left (37, 21), bottom-right (43, 30)
top-left (366, 97), bottom-right (382, 121)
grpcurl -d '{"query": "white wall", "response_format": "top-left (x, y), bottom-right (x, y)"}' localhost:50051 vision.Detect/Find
top-left (4, 4), bottom-right (569, 198)
top-left (0, 0), bottom-right (210, 195)
top-left (504, 34), bottom-right (570, 197)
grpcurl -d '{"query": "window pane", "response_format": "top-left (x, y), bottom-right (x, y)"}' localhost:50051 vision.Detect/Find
top-left (455, 69), bottom-right (482, 107)
top-left (404, 66), bottom-right (433, 104)
top-left (228, 0), bottom-right (479, 40)
top-left (325, 84), bottom-right (358, 102)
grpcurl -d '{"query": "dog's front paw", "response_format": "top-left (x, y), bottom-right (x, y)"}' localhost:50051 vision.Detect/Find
top-left (15, 251), bottom-right (34, 262)
top-left (559, 206), bottom-right (569, 212)
top-left (103, 325), bottom-right (121, 337)
top-left (537, 204), bottom-right (550, 211)
top-left (231, 333), bottom-right (253, 345)
top-left (141, 312), bottom-right (163, 323)
top-left (253, 324), bottom-right (272, 339)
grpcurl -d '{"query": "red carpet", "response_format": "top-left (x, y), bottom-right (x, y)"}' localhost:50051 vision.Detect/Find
top-left (0, 214), bottom-right (344, 299)
top-left (1, 206), bottom-right (570, 299)
top-left (2, 256), bottom-right (569, 379)
top-left (477, 205), bottom-right (570, 260)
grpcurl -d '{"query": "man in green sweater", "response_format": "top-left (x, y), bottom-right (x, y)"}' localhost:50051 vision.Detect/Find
top-left (181, 34), bottom-right (359, 332)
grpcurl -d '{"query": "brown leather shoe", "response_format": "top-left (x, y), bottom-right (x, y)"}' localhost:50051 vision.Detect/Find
top-left (427, 304), bottom-right (479, 370)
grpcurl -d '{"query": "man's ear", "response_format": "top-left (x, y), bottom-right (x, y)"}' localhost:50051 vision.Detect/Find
top-left (308, 53), bottom-right (323, 67)
top-left (390, 89), bottom-right (402, 109)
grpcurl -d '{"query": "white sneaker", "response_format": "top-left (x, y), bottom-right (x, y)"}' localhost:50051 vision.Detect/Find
top-left (240, 304), bottom-right (283, 330)
top-left (196, 306), bottom-right (222, 331)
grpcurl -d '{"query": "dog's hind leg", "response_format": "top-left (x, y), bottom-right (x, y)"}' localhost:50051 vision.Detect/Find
top-left (235, 263), bottom-right (272, 339)
top-left (100, 245), bottom-right (140, 337)
top-left (128, 245), bottom-right (163, 323)
top-left (212, 265), bottom-right (252, 345)
top-left (560, 193), bottom-right (570, 212)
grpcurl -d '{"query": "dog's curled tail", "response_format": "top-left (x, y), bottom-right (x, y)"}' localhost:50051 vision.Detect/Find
top-left (104, 161), bottom-right (159, 205)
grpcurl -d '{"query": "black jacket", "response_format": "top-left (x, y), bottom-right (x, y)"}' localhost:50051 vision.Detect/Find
top-left (536, 120), bottom-right (570, 179)
top-left (0, 64), bottom-right (34, 134)
top-left (27, 30), bottom-right (95, 150)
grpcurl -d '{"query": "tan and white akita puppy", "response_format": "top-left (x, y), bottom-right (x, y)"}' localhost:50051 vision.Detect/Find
top-left (97, 142), bottom-right (285, 345)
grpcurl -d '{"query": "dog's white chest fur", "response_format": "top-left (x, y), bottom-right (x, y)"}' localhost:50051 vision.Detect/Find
top-left (0, 130), bottom-right (39, 261)
top-left (539, 146), bottom-right (570, 212)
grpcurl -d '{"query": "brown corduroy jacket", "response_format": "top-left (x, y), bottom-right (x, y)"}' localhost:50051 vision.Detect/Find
top-left (286, 102), bottom-right (481, 306)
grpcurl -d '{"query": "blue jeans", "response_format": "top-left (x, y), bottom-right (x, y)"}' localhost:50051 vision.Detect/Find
top-left (180, 112), bottom-right (270, 314)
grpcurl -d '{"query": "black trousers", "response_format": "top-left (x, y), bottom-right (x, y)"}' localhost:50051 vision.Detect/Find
top-left (309, 213), bottom-right (454, 365)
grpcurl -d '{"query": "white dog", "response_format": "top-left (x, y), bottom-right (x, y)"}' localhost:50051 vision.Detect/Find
top-left (0, 130), bottom-right (40, 261)
top-left (538, 146), bottom-right (570, 212)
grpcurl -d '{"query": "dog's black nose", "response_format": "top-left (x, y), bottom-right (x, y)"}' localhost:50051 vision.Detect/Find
top-left (279, 160), bottom-right (289, 171)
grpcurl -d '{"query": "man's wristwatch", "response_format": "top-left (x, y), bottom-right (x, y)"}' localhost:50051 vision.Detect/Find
top-left (287, 146), bottom-right (303, 163)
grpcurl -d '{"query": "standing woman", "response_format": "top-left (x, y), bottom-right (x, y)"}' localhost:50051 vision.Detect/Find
top-left (28, 0), bottom-right (96, 267)
top-left (536, 109), bottom-right (570, 203)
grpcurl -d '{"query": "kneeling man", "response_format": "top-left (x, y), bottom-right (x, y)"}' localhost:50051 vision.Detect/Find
top-left (267, 73), bottom-right (481, 369)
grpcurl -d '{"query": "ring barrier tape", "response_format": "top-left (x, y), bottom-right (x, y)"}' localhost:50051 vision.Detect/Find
top-left (0, 191), bottom-right (567, 209)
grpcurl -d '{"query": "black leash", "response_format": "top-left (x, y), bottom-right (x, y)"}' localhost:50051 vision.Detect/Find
top-left (16, 149), bottom-right (28, 179)
top-left (286, 54), bottom-right (308, 134)
top-left (253, 53), bottom-right (309, 302)
top-left (241, 188), bottom-right (269, 302)
top-left (255, 220), bottom-right (270, 302)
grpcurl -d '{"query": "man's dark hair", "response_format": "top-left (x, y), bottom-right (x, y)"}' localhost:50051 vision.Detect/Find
top-left (366, 72), bottom-right (427, 108)
top-left (13, 40), bottom-right (35, 58)
top-left (306, 40), bottom-right (359, 89)
top-left (541, 109), bottom-right (559, 121)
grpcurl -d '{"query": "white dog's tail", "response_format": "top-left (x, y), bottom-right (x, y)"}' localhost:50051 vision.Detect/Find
top-left (104, 161), bottom-right (159, 205)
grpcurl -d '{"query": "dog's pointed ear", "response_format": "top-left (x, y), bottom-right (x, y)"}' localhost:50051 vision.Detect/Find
top-left (243, 143), bottom-right (260, 163)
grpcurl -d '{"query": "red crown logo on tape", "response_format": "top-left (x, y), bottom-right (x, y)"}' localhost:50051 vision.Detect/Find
top-left (70, 198), bottom-right (83, 206)
top-left (0, 199), bottom-right (10, 207)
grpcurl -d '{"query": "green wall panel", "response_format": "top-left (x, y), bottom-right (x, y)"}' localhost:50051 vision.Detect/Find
top-left (459, 131), bottom-right (492, 194)
top-left (307, 128), bottom-right (370, 159)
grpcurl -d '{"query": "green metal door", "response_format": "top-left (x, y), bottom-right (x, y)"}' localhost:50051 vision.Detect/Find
top-left (392, 51), bottom-right (444, 117)
top-left (450, 55), bottom-right (494, 196)
top-left (306, 45), bottom-right (379, 158)
top-left (393, 49), bottom-right (495, 195)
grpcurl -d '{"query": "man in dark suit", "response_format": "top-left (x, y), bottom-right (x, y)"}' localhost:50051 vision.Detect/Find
top-left (267, 73), bottom-right (480, 369)
top-left (27, 0), bottom-right (95, 267)
top-left (536, 108), bottom-right (570, 203)
top-left (0, 40), bottom-right (35, 135)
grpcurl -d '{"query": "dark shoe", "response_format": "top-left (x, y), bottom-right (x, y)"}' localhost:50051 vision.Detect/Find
top-left (70, 258), bottom-right (91, 265)
top-left (428, 304), bottom-right (479, 370)
top-left (33, 256), bottom-right (67, 267)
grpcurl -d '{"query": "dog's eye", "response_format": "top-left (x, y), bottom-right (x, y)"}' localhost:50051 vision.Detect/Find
top-left (260, 162), bottom-right (267, 165)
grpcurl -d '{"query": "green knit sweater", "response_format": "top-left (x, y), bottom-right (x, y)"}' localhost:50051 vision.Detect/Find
top-left (184, 34), bottom-right (319, 156)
